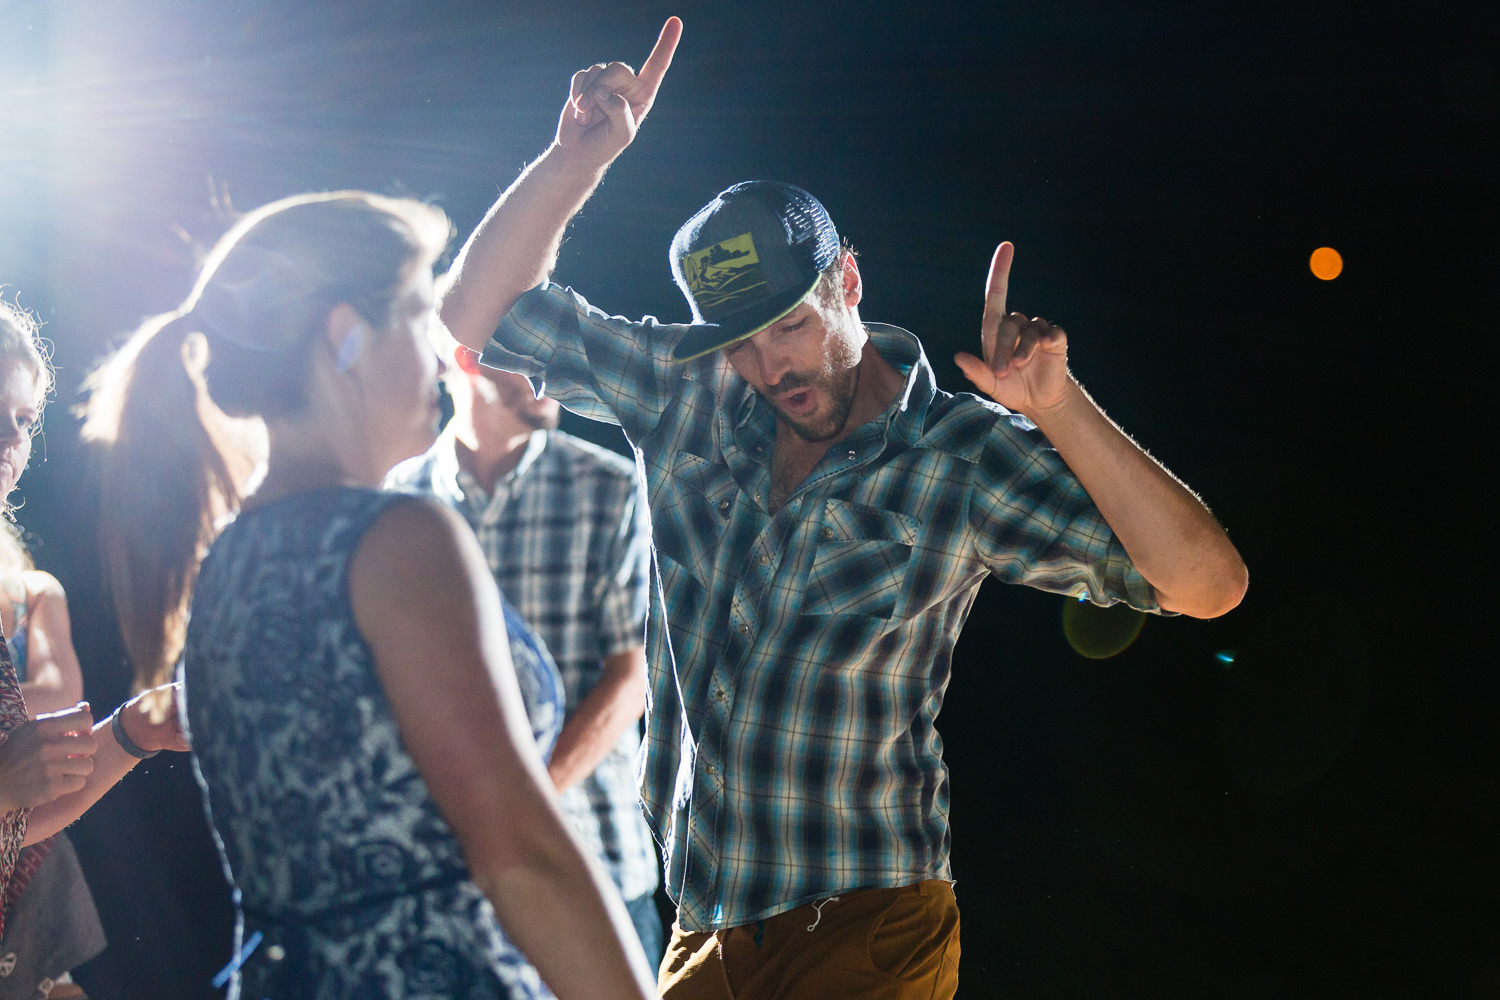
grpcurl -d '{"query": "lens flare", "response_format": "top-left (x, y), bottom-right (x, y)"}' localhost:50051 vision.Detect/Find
top-left (1309, 247), bottom-right (1343, 281)
top-left (1062, 598), bottom-right (1147, 660)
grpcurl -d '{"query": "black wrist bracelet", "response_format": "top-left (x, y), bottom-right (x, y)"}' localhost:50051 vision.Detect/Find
top-left (111, 707), bottom-right (161, 760)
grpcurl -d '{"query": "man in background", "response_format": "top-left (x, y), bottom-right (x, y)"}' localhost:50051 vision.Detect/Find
top-left (388, 339), bottom-right (661, 968)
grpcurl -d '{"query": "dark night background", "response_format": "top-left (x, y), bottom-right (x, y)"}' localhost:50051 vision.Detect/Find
top-left (1, 1), bottom-right (1495, 997)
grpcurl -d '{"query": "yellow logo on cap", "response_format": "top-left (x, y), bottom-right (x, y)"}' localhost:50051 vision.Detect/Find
top-left (681, 232), bottom-right (766, 319)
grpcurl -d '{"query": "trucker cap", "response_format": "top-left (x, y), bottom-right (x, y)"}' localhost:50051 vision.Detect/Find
top-left (668, 180), bottom-right (841, 362)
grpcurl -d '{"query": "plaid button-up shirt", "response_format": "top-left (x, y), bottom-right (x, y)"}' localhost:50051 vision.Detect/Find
top-left (388, 429), bottom-right (658, 903)
top-left (485, 282), bottom-right (1161, 931)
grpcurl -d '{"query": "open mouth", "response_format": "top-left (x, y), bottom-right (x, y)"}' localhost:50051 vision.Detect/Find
top-left (776, 387), bottom-right (816, 414)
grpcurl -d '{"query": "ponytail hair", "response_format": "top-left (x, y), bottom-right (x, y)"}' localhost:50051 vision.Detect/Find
top-left (81, 191), bottom-right (451, 688)
top-left (81, 309), bottom-right (245, 689)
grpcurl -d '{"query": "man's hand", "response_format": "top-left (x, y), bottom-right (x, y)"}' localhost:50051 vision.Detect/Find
top-left (957, 243), bottom-right (1247, 618)
top-left (955, 242), bottom-right (1074, 417)
top-left (0, 704), bottom-right (97, 812)
top-left (439, 17), bottom-right (681, 355)
top-left (555, 16), bottom-right (682, 173)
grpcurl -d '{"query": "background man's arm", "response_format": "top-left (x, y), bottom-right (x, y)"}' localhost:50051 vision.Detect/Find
top-left (440, 17), bottom-right (681, 356)
top-left (956, 243), bottom-right (1248, 619)
top-left (550, 471), bottom-right (652, 793)
top-left (547, 647), bottom-right (647, 793)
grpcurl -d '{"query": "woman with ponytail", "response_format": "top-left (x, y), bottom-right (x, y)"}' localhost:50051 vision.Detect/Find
top-left (81, 192), bottom-right (655, 1000)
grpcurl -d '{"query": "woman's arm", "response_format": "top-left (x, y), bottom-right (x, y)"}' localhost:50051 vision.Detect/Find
top-left (350, 499), bottom-right (654, 1000)
top-left (21, 686), bottom-right (188, 845)
top-left (18, 571), bottom-right (85, 717)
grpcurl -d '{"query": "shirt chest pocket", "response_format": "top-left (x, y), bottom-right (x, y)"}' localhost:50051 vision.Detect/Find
top-left (803, 500), bottom-right (921, 620)
top-left (652, 451), bottom-right (739, 587)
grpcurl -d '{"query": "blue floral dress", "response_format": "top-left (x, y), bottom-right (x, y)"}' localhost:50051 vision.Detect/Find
top-left (183, 488), bottom-right (563, 1000)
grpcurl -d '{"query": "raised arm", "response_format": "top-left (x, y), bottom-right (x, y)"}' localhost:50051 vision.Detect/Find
top-left (350, 499), bottom-right (654, 1000)
top-left (440, 17), bottom-right (682, 355)
top-left (955, 243), bottom-right (1248, 619)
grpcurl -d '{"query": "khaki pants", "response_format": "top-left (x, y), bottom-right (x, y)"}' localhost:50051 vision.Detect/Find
top-left (659, 881), bottom-right (960, 1000)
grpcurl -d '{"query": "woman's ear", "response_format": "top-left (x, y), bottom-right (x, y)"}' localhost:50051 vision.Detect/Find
top-left (327, 304), bottom-right (366, 373)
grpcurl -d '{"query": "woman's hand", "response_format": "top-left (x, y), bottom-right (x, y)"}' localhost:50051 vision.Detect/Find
top-left (117, 683), bottom-right (191, 755)
top-left (0, 703), bottom-right (97, 812)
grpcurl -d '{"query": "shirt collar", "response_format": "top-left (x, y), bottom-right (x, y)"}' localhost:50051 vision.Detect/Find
top-left (426, 426), bottom-right (466, 507)
top-left (867, 322), bottom-right (935, 448)
top-left (508, 429), bottom-right (551, 480)
top-left (444, 428), bottom-right (552, 508)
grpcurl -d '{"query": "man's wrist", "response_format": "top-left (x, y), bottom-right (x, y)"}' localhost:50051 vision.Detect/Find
top-left (1026, 373), bottom-right (1090, 427)
top-left (544, 141), bottom-right (613, 188)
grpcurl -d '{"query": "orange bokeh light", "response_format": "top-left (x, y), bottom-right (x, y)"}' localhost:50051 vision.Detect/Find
top-left (1310, 246), bottom-right (1343, 281)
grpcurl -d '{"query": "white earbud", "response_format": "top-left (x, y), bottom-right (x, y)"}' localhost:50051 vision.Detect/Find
top-left (335, 322), bottom-right (366, 373)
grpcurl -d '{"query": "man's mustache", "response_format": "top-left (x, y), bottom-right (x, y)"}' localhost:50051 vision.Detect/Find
top-left (770, 371), bottom-right (815, 394)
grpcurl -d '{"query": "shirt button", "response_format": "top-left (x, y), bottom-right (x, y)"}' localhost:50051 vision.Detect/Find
top-left (718, 499), bottom-right (731, 514)
top-left (757, 554), bottom-right (769, 565)
top-left (705, 763), bottom-right (718, 775)
top-left (736, 623), bottom-right (749, 635)
top-left (847, 450), bottom-right (857, 461)
top-left (821, 526), bottom-right (834, 540)
top-left (715, 688), bottom-right (727, 701)
top-left (753, 492), bottom-right (762, 504)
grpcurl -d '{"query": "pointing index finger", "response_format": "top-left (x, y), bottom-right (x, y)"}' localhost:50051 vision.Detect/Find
top-left (985, 242), bottom-right (1014, 321)
top-left (980, 241), bottom-right (1014, 362)
top-left (635, 16), bottom-right (683, 103)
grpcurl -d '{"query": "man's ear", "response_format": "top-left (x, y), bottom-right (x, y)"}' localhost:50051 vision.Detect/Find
top-left (452, 343), bottom-right (485, 376)
top-left (841, 252), bottom-right (863, 307)
top-left (327, 304), bottom-right (366, 372)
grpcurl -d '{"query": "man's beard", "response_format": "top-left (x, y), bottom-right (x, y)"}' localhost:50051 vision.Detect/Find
top-left (769, 367), bottom-right (859, 443)
top-left (495, 380), bottom-right (562, 432)
top-left (516, 406), bottom-right (561, 432)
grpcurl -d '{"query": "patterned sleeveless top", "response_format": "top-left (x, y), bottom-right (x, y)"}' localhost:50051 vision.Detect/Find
top-left (183, 487), bottom-right (561, 1000)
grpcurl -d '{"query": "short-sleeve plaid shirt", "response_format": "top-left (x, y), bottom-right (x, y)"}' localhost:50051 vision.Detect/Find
top-left (388, 429), bottom-right (658, 903)
top-left (485, 282), bottom-right (1161, 931)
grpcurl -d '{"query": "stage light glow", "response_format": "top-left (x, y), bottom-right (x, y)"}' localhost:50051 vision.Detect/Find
top-left (0, 41), bottom-right (46, 220)
top-left (1062, 598), bottom-right (1146, 660)
top-left (1310, 246), bottom-right (1343, 280)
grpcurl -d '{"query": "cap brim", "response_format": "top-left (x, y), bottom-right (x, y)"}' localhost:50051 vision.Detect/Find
top-left (669, 280), bottom-right (818, 363)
